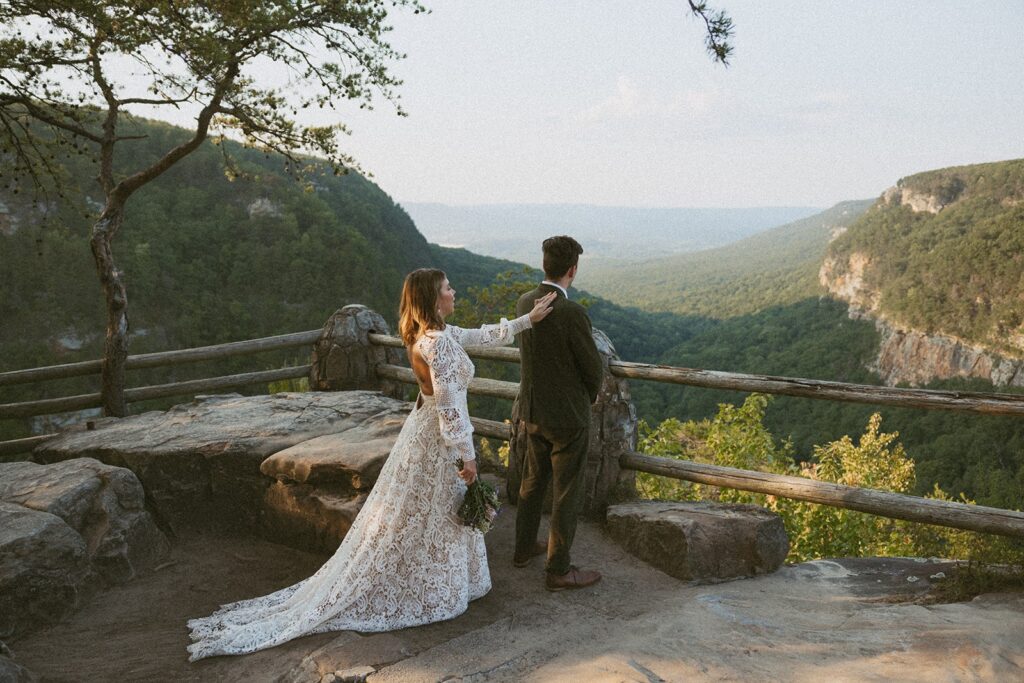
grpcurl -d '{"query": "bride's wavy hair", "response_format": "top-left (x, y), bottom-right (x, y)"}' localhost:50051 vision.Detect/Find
top-left (399, 268), bottom-right (447, 346)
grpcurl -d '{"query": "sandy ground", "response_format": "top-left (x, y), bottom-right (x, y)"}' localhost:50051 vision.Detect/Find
top-left (9, 505), bottom-right (1024, 682)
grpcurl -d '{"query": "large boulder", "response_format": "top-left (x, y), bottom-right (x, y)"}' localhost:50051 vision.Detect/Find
top-left (0, 503), bottom-right (89, 640)
top-left (260, 405), bottom-right (409, 493)
top-left (606, 501), bottom-right (789, 583)
top-left (0, 459), bottom-right (168, 583)
top-left (309, 305), bottom-right (405, 398)
top-left (0, 458), bottom-right (169, 639)
top-left (33, 391), bottom-right (410, 534)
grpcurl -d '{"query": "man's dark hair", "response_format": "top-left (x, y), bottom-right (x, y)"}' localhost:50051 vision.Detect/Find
top-left (542, 235), bottom-right (584, 280)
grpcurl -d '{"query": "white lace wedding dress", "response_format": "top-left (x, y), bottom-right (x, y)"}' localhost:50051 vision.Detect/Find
top-left (186, 315), bottom-right (532, 661)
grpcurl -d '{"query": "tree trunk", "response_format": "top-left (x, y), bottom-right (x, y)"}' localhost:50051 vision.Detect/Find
top-left (90, 204), bottom-right (129, 417)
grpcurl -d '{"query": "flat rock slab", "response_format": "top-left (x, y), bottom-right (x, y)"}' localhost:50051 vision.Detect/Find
top-left (283, 632), bottom-right (412, 683)
top-left (9, 511), bottom-right (1024, 682)
top-left (33, 391), bottom-right (409, 532)
top-left (606, 500), bottom-right (789, 582)
top-left (260, 406), bottom-right (409, 492)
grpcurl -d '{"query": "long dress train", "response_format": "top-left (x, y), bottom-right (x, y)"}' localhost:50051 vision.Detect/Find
top-left (186, 315), bottom-right (531, 661)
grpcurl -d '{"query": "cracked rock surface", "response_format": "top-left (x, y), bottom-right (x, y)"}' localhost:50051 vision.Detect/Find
top-left (33, 391), bottom-right (410, 539)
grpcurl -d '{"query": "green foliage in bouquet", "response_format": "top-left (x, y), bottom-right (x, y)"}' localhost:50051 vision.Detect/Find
top-left (456, 460), bottom-right (501, 534)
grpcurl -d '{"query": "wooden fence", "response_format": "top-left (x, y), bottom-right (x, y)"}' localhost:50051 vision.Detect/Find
top-left (3, 321), bottom-right (1024, 538)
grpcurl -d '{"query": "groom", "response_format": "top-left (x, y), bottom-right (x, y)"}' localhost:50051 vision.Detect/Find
top-left (513, 235), bottom-right (604, 591)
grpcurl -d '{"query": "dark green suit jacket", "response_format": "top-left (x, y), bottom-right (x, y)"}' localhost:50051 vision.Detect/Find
top-left (516, 283), bottom-right (604, 431)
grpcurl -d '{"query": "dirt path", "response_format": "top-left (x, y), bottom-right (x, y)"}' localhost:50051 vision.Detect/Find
top-left (10, 507), bottom-right (1024, 682)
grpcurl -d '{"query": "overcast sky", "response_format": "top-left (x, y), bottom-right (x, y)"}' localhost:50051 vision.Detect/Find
top-left (132, 1), bottom-right (1024, 209)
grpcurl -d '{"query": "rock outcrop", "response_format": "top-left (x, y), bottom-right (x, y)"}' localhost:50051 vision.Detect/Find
top-left (881, 180), bottom-right (965, 214)
top-left (309, 305), bottom-right (405, 398)
top-left (872, 321), bottom-right (1024, 388)
top-left (818, 250), bottom-right (878, 314)
top-left (0, 458), bottom-right (168, 639)
top-left (32, 391), bottom-right (410, 550)
top-left (606, 501), bottom-right (789, 582)
top-left (821, 253), bottom-right (1024, 387)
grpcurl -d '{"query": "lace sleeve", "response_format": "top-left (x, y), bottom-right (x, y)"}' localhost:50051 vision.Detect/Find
top-left (448, 314), bottom-right (532, 348)
top-left (424, 333), bottom-right (476, 463)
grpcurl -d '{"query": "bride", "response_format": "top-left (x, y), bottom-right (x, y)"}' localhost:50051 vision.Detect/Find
top-left (187, 268), bottom-right (555, 661)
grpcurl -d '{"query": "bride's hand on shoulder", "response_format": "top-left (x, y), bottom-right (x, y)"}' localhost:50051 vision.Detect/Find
top-left (528, 291), bottom-right (557, 324)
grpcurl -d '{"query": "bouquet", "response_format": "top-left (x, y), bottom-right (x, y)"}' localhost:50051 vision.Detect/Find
top-left (456, 460), bottom-right (501, 534)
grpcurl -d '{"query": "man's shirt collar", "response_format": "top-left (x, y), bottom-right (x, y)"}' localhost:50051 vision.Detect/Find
top-left (541, 280), bottom-right (568, 299)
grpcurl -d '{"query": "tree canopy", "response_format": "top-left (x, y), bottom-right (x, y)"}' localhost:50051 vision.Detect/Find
top-left (0, 0), bottom-right (424, 415)
top-left (0, 0), bottom-right (423, 190)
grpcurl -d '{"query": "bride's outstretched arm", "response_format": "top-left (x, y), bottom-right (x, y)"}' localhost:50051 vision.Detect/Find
top-left (447, 314), bottom-right (532, 348)
top-left (448, 291), bottom-right (556, 347)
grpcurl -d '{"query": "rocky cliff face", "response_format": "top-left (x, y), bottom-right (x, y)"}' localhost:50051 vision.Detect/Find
top-left (820, 203), bottom-right (1024, 388)
top-left (880, 180), bottom-right (964, 214)
top-left (818, 250), bottom-right (877, 313)
top-left (870, 322), bottom-right (1024, 388)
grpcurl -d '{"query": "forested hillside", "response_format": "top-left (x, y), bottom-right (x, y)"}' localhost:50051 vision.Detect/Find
top-left (0, 118), bottom-right (440, 440)
top-left (823, 159), bottom-right (1024, 357)
top-left (0, 119), bottom-right (433, 372)
top-left (576, 161), bottom-right (1024, 510)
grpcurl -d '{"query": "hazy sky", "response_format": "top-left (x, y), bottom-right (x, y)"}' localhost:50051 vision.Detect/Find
top-left (133, 1), bottom-right (1024, 208)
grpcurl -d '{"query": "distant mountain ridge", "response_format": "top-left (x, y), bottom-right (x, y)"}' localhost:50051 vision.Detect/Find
top-left (403, 202), bottom-right (822, 266)
top-left (578, 199), bottom-right (873, 317)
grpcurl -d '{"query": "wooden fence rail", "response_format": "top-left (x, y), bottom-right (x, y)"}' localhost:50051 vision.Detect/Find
top-left (5, 323), bottom-right (1024, 542)
top-left (370, 333), bottom-right (1024, 417)
top-left (621, 450), bottom-right (1024, 539)
top-left (0, 330), bottom-right (321, 387)
top-left (0, 366), bottom-right (310, 419)
top-left (8, 330), bottom-right (1024, 417)
top-left (608, 361), bottom-right (1024, 417)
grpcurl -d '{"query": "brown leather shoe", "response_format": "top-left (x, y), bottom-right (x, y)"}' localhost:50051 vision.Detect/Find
top-left (545, 565), bottom-right (601, 591)
top-left (512, 540), bottom-right (547, 568)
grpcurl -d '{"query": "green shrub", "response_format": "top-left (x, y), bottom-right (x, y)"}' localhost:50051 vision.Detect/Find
top-left (638, 395), bottom-right (1024, 579)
